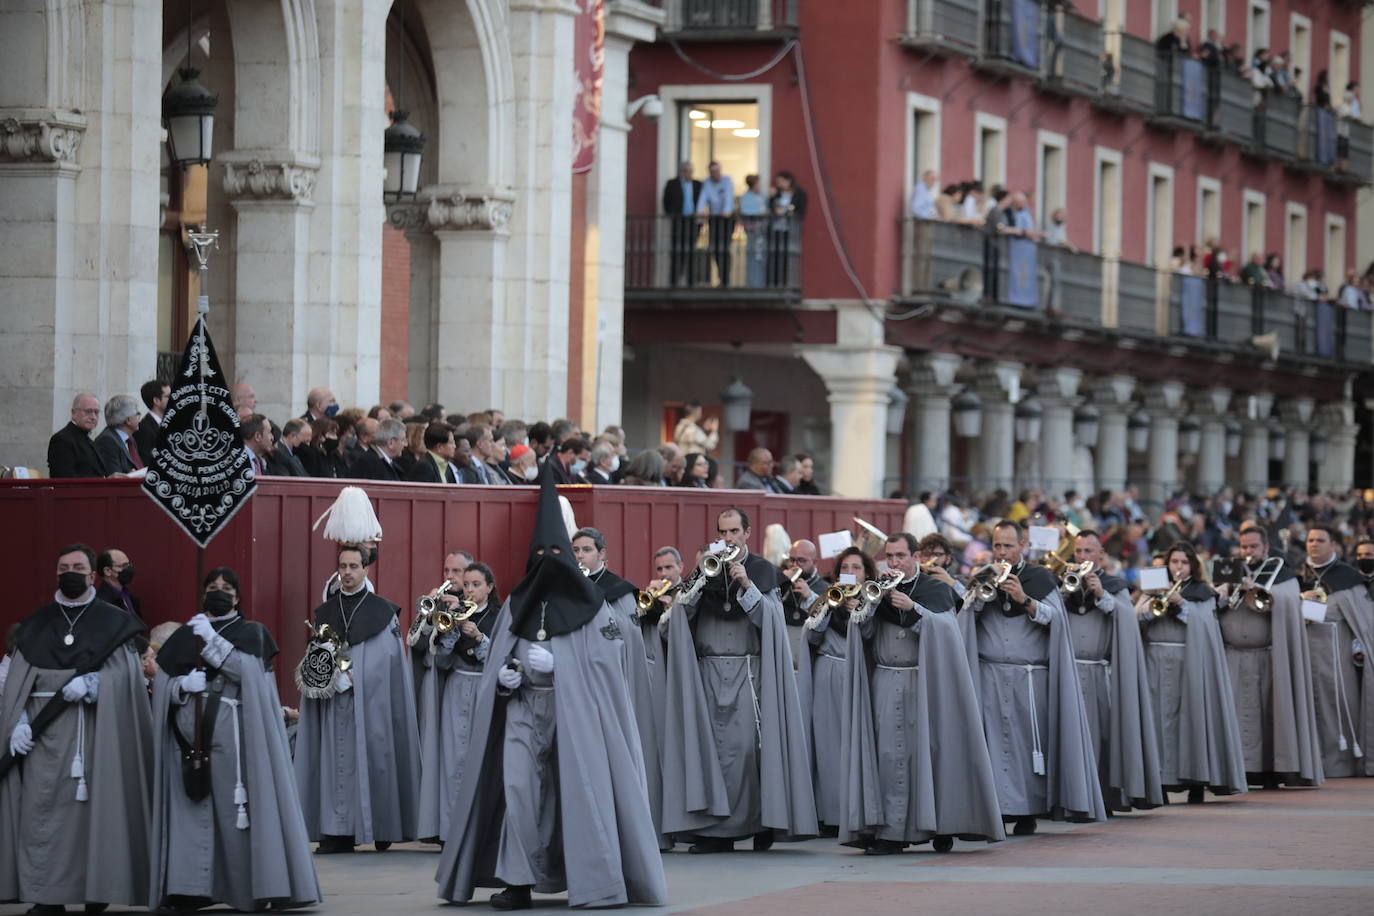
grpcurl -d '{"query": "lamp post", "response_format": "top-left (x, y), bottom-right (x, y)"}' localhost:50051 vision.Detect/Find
top-left (1014, 399), bottom-right (1042, 443)
top-left (952, 391), bottom-right (982, 438)
top-left (1073, 403), bottom-right (1101, 447)
top-left (1128, 410), bottom-right (1151, 452)
top-left (886, 386), bottom-right (909, 436)
top-left (720, 376), bottom-right (753, 430)
top-left (163, 0), bottom-right (218, 168)
top-left (383, 111), bottom-right (426, 202)
top-left (1179, 417), bottom-right (1201, 454)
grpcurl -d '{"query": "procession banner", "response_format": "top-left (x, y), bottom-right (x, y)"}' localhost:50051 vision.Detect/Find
top-left (571, 0), bottom-right (605, 174)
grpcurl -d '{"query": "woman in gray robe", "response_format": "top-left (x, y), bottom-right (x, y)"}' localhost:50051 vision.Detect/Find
top-left (0, 544), bottom-right (153, 913)
top-left (416, 562), bottom-right (500, 844)
top-left (1136, 543), bottom-right (1247, 802)
top-left (149, 567), bottom-right (319, 913)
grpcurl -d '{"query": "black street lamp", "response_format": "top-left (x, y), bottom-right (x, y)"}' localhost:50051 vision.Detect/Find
top-left (163, 67), bottom-right (218, 168)
top-left (383, 110), bottom-right (426, 202)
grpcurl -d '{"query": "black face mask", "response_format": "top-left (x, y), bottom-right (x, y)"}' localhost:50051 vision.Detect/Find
top-left (58, 571), bottom-right (90, 599)
top-left (116, 565), bottom-right (135, 586)
top-left (203, 589), bottom-right (236, 616)
top-left (1358, 558), bottom-right (1374, 576)
top-left (323, 437), bottom-right (339, 453)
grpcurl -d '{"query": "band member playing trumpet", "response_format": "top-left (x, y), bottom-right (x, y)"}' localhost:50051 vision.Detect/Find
top-left (1298, 525), bottom-right (1373, 777)
top-left (960, 521), bottom-right (1104, 834)
top-left (1135, 542), bottom-right (1247, 803)
top-left (661, 507), bottom-right (816, 853)
top-left (294, 546), bottom-right (421, 853)
top-left (916, 533), bottom-right (963, 594)
top-left (838, 534), bottom-right (1003, 855)
top-left (416, 563), bottom-right (499, 845)
top-left (799, 546), bottom-right (873, 837)
top-left (150, 568), bottom-right (320, 913)
top-left (1064, 531), bottom-right (1162, 813)
top-left (1214, 525), bottom-right (1322, 788)
top-left (783, 539), bottom-right (825, 665)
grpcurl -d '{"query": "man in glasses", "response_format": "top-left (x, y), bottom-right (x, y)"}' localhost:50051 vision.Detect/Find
top-left (47, 393), bottom-right (109, 478)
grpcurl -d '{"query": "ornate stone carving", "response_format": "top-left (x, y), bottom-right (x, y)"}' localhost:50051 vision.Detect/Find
top-left (0, 109), bottom-right (86, 166)
top-left (222, 155), bottom-right (320, 203)
top-left (390, 186), bottom-right (517, 234)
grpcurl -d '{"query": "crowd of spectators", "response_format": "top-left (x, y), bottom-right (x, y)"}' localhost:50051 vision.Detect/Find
top-left (908, 170), bottom-right (1073, 251)
top-left (1166, 238), bottom-right (1374, 313)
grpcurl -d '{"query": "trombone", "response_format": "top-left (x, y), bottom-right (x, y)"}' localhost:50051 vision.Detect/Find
top-left (1228, 557), bottom-right (1284, 613)
top-left (1147, 578), bottom-right (1186, 618)
top-left (636, 579), bottom-right (681, 613)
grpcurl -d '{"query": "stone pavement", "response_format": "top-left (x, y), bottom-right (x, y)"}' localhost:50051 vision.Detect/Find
top-left (4, 780), bottom-right (1370, 915)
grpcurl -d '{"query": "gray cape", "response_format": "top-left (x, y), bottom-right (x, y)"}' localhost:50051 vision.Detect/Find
top-left (1142, 596), bottom-right (1249, 794)
top-left (959, 590), bottom-right (1106, 823)
top-left (606, 591), bottom-right (665, 848)
top-left (0, 644), bottom-right (152, 907)
top-left (1100, 587), bottom-right (1165, 810)
top-left (293, 617), bottom-right (422, 843)
top-left (1220, 578), bottom-right (1323, 785)
top-left (660, 585), bottom-right (818, 839)
top-left (1309, 582), bottom-right (1374, 776)
top-left (434, 600), bottom-right (668, 907)
top-left (149, 638), bottom-right (320, 910)
top-left (839, 609), bottom-right (1005, 844)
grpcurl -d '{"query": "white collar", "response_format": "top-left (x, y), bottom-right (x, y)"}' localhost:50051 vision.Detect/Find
top-left (55, 587), bottom-right (95, 607)
top-left (1310, 554), bottom-right (1337, 570)
top-left (340, 585), bottom-right (367, 597)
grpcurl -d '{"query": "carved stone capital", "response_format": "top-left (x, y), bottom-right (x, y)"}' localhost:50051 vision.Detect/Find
top-left (221, 153), bottom-right (320, 204)
top-left (395, 185), bottom-right (517, 234)
top-left (0, 109), bottom-right (86, 171)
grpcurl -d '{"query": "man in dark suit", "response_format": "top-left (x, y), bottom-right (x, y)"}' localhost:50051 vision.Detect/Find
top-left (548, 436), bottom-right (591, 485)
top-left (663, 160), bottom-right (704, 287)
top-left (47, 393), bottom-right (108, 478)
top-left (93, 394), bottom-right (143, 475)
top-left (407, 422), bottom-right (460, 484)
top-left (735, 447), bottom-right (779, 492)
top-left (95, 546), bottom-right (144, 624)
top-left (133, 379), bottom-right (169, 460)
top-left (350, 418), bottom-right (405, 481)
top-left (268, 418), bottom-right (311, 476)
top-left (585, 441), bottom-right (617, 485)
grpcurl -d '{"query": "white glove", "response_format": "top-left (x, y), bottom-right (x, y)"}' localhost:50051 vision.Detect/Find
top-left (62, 673), bottom-right (97, 703)
top-left (188, 613), bottom-right (215, 642)
top-left (177, 670), bottom-right (207, 695)
top-left (497, 666), bottom-right (522, 690)
top-left (333, 671), bottom-right (352, 694)
top-left (9, 720), bottom-right (33, 756)
top-left (526, 644), bottom-right (554, 674)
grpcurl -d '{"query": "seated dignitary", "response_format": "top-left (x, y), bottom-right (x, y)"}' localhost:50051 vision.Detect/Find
top-left (1134, 542), bottom-right (1248, 802)
top-left (434, 463), bottom-right (667, 910)
top-left (149, 568), bottom-right (319, 914)
top-left (295, 545), bottom-right (421, 852)
top-left (0, 543), bottom-right (152, 914)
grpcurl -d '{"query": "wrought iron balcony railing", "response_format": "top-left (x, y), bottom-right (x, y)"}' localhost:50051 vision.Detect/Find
top-left (625, 213), bottom-right (801, 297)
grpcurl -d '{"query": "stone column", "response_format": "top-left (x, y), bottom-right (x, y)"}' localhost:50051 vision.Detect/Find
top-left (1193, 386), bottom-right (1231, 494)
top-left (1280, 398), bottom-right (1315, 489)
top-left (221, 154), bottom-right (320, 425)
top-left (800, 345), bottom-right (903, 499)
top-left (1091, 375), bottom-right (1135, 494)
top-left (1241, 392), bottom-right (1275, 493)
top-left (1035, 368), bottom-right (1082, 500)
top-left (1318, 401), bottom-right (1359, 491)
top-left (906, 353), bottom-right (963, 493)
top-left (973, 362), bottom-right (1023, 495)
top-left (1144, 381), bottom-right (1185, 508)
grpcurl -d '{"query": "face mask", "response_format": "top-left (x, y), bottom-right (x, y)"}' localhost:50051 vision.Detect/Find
top-left (117, 565), bottom-right (135, 587)
top-left (523, 466), bottom-right (539, 481)
top-left (323, 437), bottom-right (339, 453)
top-left (1358, 558), bottom-right (1374, 575)
top-left (610, 456), bottom-right (621, 473)
top-left (571, 459), bottom-right (587, 477)
top-left (203, 589), bottom-right (236, 616)
top-left (58, 571), bottom-right (90, 599)
top-left (324, 404), bottom-right (340, 417)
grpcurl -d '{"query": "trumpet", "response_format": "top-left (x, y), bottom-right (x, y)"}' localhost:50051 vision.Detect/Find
top-left (1061, 561), bottom-right (1095, 595)
top-left (700, 543), bottom-right (745, 578)
top-left (417, 581), bottom-right (454, 616)
top-left (862, 569), bottom-right (905, 604)
top-left (636, 579), bottom-right (681, 612)
top-left (968, 561), bottom-right (1013, 603)
top-left (1147, 578), bottom-right (1186, 618)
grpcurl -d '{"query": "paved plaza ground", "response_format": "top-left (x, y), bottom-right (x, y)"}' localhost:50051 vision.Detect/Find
top-left (6, 779), bottom-right (1370, 915)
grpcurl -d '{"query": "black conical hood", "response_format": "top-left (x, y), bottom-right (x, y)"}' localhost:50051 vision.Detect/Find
top-left (507, 461), bottom-right (602, 640)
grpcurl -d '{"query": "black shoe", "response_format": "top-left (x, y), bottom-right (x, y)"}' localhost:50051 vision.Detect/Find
top-left (932, 835), bottom-right (954, 853)
top-left (863, 840), bottom-right (903, 856)
top-left (26, 907), bottom-right (65, 915)
top-left (1187, 787), bottom-right (1205, 805)
top-left (490, 886), bottom-right (532, 910)
top-left (819, 824), bottom-right (840, 838)
top-left (752, 829), bottom-right (775, 851)
top-left (1012, 816), bottom-right (1037, 836)
top-left (316, 835), bottom-right (355, 854)
top-left (374, 841), bottom-right (392, 852)
top-left (687, 837), bottom-right (734, 854)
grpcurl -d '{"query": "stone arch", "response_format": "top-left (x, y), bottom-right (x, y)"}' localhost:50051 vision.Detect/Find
top-left (224, 0), bottom-right (320, 154)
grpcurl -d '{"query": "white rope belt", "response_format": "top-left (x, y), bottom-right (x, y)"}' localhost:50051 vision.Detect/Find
top-left (217, 697), bottom-right (250, 829)
top-left (454, 669), bottom-right (484, 677)
top-left (1151, 641), bottom-right (1186, 648)
top-left (981, 659), bottom-right (1048, 775)
top-left (1330, 626), bottom-right (1364, 758)
top-left (818, 652), bottom-right (845, 662)
top-left (1075, 658), bottom-right (1110, 666)
top-left (29, 690), bottom-right (89, 802)
top-left (875, 663), bottom-right (919, 671)
top-left (30, 691), bottom-right (56, 698)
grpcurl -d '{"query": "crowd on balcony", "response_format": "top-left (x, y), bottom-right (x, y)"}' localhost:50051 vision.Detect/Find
top-left (1165, 238), bottom-right (1373, 312)
top-left (41, 385), bottom-right (828, 495)
top-left (908, 170), bottom-right (1073, 250)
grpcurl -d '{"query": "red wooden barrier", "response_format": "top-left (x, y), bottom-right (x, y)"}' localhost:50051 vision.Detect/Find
top-left (0, 478), bottom-right (904, 700)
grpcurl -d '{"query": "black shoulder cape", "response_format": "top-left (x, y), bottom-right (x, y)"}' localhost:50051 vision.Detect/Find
top-left (313, 590), bottom-right (400, 645)
top-left (877, 573), bottom-right (957, 627)
top-left (1098, 572), bottom-right (1128, 595)
top-left (15, 598), bottom-right (145, 671)
top-left (1180, 579), bottom-right (1217, 602)
top-left (1017, 562), bottom-right (1061, 602)
top-left (589, 567), bottom-right (637, 604)
top-left (697, 552), bottom-right (785, 618)
top-left (156, 616), bottom-right (280, 676)
top-left (1307, 560), bottom-right (1364, 594)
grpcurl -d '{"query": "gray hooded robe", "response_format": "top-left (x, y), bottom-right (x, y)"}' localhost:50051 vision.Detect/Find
top-left (660, 555), bottom-right (818, 841)
top-left (149, 618), bottom-right (320, 911)
top-left (960, 562), bottom-right (1105, 823)
top-left (837, 586), bottom-right (1005, 846)
top-left (294, 591), bottom-right (422, 845)
top-left (1300, 560), bottom-right (1374, 777)
top-left (433, 600), bottom-right (668, 907)
top-left (1139, 582), bottom-right (1248, 795)
top-left (0, 599), bottom-right (152, 909)
top-left (1219, 569), bottom-right (1323, 785)
top-left (1064, 576), bottom-right (1164, 811)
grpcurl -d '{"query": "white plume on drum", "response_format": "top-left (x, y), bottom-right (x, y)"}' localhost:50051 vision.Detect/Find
top-left (313, 485), bottom-right (384, 543)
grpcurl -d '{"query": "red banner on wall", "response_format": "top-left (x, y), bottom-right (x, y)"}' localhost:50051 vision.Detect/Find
top-left (571, 0), bottom-right (605, 174)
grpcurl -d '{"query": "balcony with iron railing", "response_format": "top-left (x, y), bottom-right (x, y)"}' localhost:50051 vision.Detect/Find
top-left (898, 218), bottom-right (1373, 368)
top-left (660, 0), bottom-right (798, 38)
top-left (624, 213), bottom-right (801, 303)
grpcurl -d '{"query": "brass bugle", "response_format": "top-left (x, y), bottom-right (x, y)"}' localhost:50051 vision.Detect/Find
top-left (824, 583), bottom-right (861, 608)
top-left (862, 570), bottom-right (904, 604)
top-left (969, 561), bottom-right (1012, 603)
top-left (1062, 561), bottom-right (1095, 595)
top-left (700, 543), bottom-right (744, 577)
top-left (636, 580), bottom-right (681, 612)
